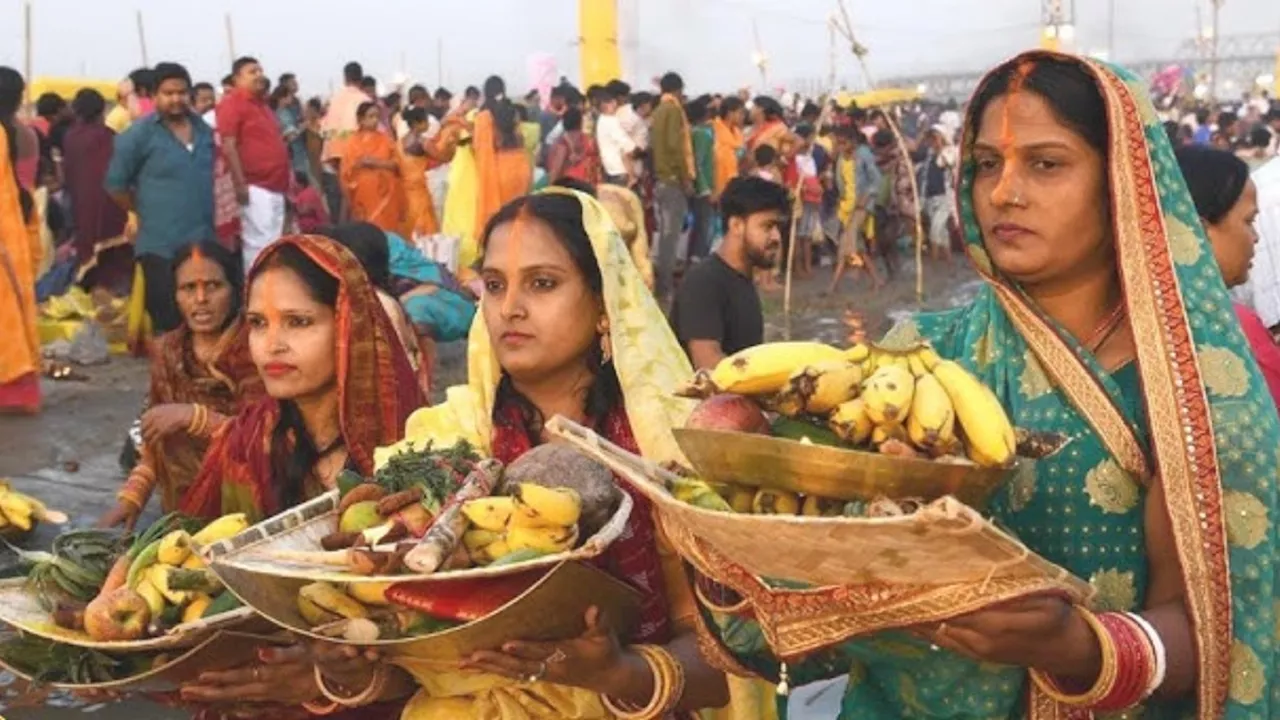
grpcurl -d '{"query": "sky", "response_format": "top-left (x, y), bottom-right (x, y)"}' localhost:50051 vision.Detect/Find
top-left (1, 0), bottom-right (1277, 97)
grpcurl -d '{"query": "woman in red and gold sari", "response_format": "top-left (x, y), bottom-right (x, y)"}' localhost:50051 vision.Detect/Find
top-left (743, 96), bottom-right (792, 176)
top-left (100, 242), bottom-right (264, 531)
top-left (473, 76), bottom-right (532, 237)
top-left (0, 67), bottom-right (42, 414)
top-left (177, 234), bottom-right (423, 719)
top-left (341, 102), bottom-right (404, 234)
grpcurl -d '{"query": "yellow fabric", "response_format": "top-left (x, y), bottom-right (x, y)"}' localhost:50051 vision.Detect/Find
top-left (578, 0), bottom-right (621, 88)
top-left (104, 104), bottom-right (131, 134)
top-left (386, 188), bottom-right (776, 720)
top-left (0, 124), bottom-right (41, 388)
top-left (596, 183), bottom-right (654, 290)
top-left (443, 111), bottom-right (481, 269)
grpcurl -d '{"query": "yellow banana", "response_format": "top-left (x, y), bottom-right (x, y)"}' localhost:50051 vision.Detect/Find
top-left (801, 495), bottom-right (844, 517)
top-left (462, 529), bottom-right (504, 553)
top-left (727, 486), bottom-right (756, 514)
top-left (192, 513), bottom-right (249, 546)
top-left (708, 342), bottom-right (848, 396)
top-left (828, 397), bottom-right (874, 445)
top-left (861, 365), bottom-right (915, 426)
top-left (506, 524), bottom-right (579, 554)
top-left (461, 496), bottom-right (516, 532)
top-left (473, 537), bottom-right (513, 565)
top-left (671, 477), bottom-right (733, 512)
top-left (297, 594), bottom-right (340, 626)
top-left (136, 579), bottom-right (166, 617)
top-left (906, 353), bottom-right (931, 378)
top-left (158, 531), bottom-right (193, 566)
top-left (183, 594), bottom-right (213, 624)
top-left (778, 361), bottom-right (864, 416)
top-left (751, 488), bottom-right (801, 515)
top-left (0, 492), bottom-right (34, 531)
top-left (871, 423), bottom-right (908, 446)
top-left (844, 343), bottom-right (871, 363)
top-left (298, 582), bottom-right (368, 621)
top-left (181, 553), bottom-right (207, 571)
top-left (346, 582), bottom-right (392, 607)
top-left (873, 352), bottom-right (912, 373)
top-left (930, 359), bottom-right (1016, 467)
top-left (510, 484), bottom-right (582, 528)
top-left (147, 565), bottom-right (189, 606)
top-left (906, 373), bottom-right (956, 451)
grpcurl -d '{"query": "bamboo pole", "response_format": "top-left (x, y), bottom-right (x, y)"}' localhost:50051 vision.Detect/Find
top-left (225, 13), bottom-right (237, 61)
top-left (136, 11), bottom-right (149, 67)
top-left (23, 1), bottom-right (32, 103)
top-left (832, 0), bottom-right (926, 301)
top-left (782, 174), bottom-right (803, 341)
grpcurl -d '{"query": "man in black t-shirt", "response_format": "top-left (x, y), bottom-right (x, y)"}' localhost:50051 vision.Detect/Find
top-left (671, 176), bottom-right (790, 369)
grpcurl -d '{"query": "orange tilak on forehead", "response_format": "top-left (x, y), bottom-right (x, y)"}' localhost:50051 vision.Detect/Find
top-left (260, 268), bottom-right (284, 328)
top-left (499, 206), bottom-right (535, 315)
top-left (992, 60), bottom-right (1037, 200)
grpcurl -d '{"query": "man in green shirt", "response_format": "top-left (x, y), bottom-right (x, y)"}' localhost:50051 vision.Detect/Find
top-left (650, 72), bottom-right (693, 305)
top-left (688, 97), bottom-right (717, 261)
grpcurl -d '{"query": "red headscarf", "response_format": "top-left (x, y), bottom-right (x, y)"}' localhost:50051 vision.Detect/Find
top-left (180, 235), bottom-right (425, 519)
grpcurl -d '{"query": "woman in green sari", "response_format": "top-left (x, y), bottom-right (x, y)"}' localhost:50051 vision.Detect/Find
top-left (696, 51), bottom-right (1279, 720)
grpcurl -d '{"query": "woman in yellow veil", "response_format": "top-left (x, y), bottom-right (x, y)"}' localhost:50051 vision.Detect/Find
top-left (316, 187), bottom-right (776, 720)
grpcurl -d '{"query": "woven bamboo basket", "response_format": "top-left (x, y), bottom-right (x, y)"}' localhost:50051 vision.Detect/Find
top-left (0, 577), bottom-right (256, 652)
top-left (0, 629), bottom-right (291, 692)
top-left (210, 559), bottom-right (641, 659)
top-left (546, 416), bottom-right (1093, 659)
top-left (203, 487), bottom-right (632, 586)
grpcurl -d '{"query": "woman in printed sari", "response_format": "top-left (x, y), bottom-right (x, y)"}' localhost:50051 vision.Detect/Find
top-left (341, 102), bottom-right (405, 233)
top-left (697, 52), bottom-right (1280, 720)
top-left (63, 88), bottom-right (130, 295)
top-left (1174, 146), bottom-right (1280, 407)
top-left (473, 76), bottom-right (532, 241)
top-left (311, 188), bottom-right (776, 720)
top-left (176, 234), bottom-right (423, 719)
top-left (0, 67), bottom-right (42, 414)
top-left (99, 242), bottom-right (264, 531)
top-left (744, 97), bottom-right (791, 176)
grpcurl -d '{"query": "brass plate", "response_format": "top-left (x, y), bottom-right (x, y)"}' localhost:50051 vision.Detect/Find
top-left (673, 428), bottom-right (1016, 508)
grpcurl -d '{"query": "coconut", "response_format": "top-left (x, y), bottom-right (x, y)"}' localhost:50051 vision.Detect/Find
top-left (500, 444), bottom-right (621, 539)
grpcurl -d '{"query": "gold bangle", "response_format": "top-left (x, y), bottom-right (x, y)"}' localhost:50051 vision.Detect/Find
top-left (188, 404), bottom-right (209, 437)
top-left (313, 664), bottom-right (386, 708)
top-left (1028, 606), bottom-right (1118, 707)
top-left (600, 645), bottom-right (686, 719)
top-left (300, 699), bottom-right (340, 715)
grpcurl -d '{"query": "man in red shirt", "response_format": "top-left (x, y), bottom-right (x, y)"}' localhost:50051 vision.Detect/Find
top-left (218, 56), bottom-right (290, 270)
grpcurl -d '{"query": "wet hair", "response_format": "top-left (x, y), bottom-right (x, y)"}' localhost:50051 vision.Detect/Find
top-left (248, 243), bottom-right (342, 511)
top-left (718, 96), bottom-right (744, 118)
top-left (479, 193), bottom-right (622, 438)
top-left (720, 176), bottom-right (789, 227)
top-left (483, 75), bottom-right (521, 150)
top-left (232, 56), bottom-right (259, 77)
top-left (971, 57), bottom-right (1108, 157)
top-left (172, 240), bottom-right (243, 328)
top-left (1174, 145), bottom-right (1250, 225)
top-left (71, 88), bottom-right (106, 122)
top-left (355, 101), bottom-right (378, 124)
top-left (152, 62), bottom-right (192, 92)
top-left (319, 222), bottom-right (391, 292)
top-left (562, 106), bottom-right (584, 132)
top-left (36, 93), bottom-right (65, 119)
top-left (0, 67), bottom-right (32, 223)
top-left (753, 144), bottom-right (777, 168)
top-left (343, 62), bottom-right (363, 84)
top-left (553, 177), bottom-right (596, 197)
top-left (401, 106), bottom-right (428, 127)
top-left (659, 72), bottom-right (684, 94)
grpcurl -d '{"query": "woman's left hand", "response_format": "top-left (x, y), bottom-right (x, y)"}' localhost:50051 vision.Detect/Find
top-left (913, 595), bottom-right (1099, 679)
top-left (179, 644), bottom-right (320, 708)
top-left (462, 606), bottom-right (632, 695)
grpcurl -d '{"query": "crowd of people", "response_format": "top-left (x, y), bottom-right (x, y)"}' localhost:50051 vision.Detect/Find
top-left (1, 44), bottom-right (1280, 720)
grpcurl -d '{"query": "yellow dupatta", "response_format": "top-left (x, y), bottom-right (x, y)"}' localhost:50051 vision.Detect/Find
top-left (380, 188), bottom-right (777, 720)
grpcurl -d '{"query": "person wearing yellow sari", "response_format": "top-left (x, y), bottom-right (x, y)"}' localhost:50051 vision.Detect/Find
top-left (473, 76), bottom-right (532, 245)
top-left (442, 101), bottom-right (482, 270)
top-left (313, 188), bottom-right (776, 720)
top-left (0, 67), bottom-right (42, 414)
top-left (341, 102), bottom-right (404, 233)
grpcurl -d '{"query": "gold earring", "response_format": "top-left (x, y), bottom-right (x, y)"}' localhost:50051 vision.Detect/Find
top-left (599, 321), bottom-right (613, 365)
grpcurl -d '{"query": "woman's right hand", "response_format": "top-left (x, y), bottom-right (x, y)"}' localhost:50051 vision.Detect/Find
top-left (141, 404), bottom-right (195, 444)
top-left (97, 501), bottom-right (141, 532)
top-left (310, 638), bottom-right (384, 690)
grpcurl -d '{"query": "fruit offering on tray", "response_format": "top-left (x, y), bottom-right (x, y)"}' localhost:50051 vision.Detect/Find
top-left (0, 633), bottom-right (163, 685)
top-left (0, 479), bottom-right (68, 535)
top-left (293, 580), bottom-right (461, 643)
top-left (262, 444), bottom-right (623, 576)
top-left (16, 513), bottom-right (249, 642)
top-left (680, 340), bottom-right (1018, 468)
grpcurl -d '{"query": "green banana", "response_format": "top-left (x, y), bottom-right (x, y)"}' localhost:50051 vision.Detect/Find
top-left (126, 537), bottom-right (164, 590)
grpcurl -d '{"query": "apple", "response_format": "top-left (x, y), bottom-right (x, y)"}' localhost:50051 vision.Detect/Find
top-left (84, 587), bottom-right (152, 641)
top-left (339, 501), bottom-right (383, 534)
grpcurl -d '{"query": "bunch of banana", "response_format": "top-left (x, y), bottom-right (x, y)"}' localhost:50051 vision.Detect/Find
top-left (717, 484), bottom-right (846, 518)
top-left (679, 342), bottom-right (859, 399)
top-left (296, 581), bottom-right (369, 627)
top-left (0, 480), bottom-right (68, 532)
top-left (125, 514), bottom-right (248, 627)
top-left (459, 484), bottom-right (583, 566)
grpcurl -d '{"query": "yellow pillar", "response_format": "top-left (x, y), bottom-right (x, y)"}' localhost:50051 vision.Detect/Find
top-left (1039, 26), bottom-right (1061, 52)
top-left (579, 0), bottom-right (621, 88)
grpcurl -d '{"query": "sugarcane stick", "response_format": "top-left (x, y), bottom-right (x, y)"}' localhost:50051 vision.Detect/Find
top-left (403, 459), bottom-right (503, 573)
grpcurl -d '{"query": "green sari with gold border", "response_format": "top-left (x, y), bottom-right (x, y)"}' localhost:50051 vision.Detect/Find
top-left (697, 52), bottom-right (1279, 720)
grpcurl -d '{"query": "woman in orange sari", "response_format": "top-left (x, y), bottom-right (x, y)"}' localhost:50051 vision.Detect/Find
top-left (473, 76), bottom-right (532, 237)
top-left (341, 102), bottom-right (404, 233)
top-left (711, 96), bottom-right (746, 202)
top-left (98, 242), bottom-right (264, 531)
top-left (0, 67), bottom-right (41, 414)
top-left (397, 106), bottom-right (466, 239)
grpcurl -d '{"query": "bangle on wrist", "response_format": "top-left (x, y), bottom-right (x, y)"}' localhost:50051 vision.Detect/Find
top-left (300, 699), bottom-right (340, 715)
top-left (1029, 606), bottom-right (1163, 712)
top-left (601, 645), bottom-right (686, 720)
top-left (313, 664), bottom-right (386, 708)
